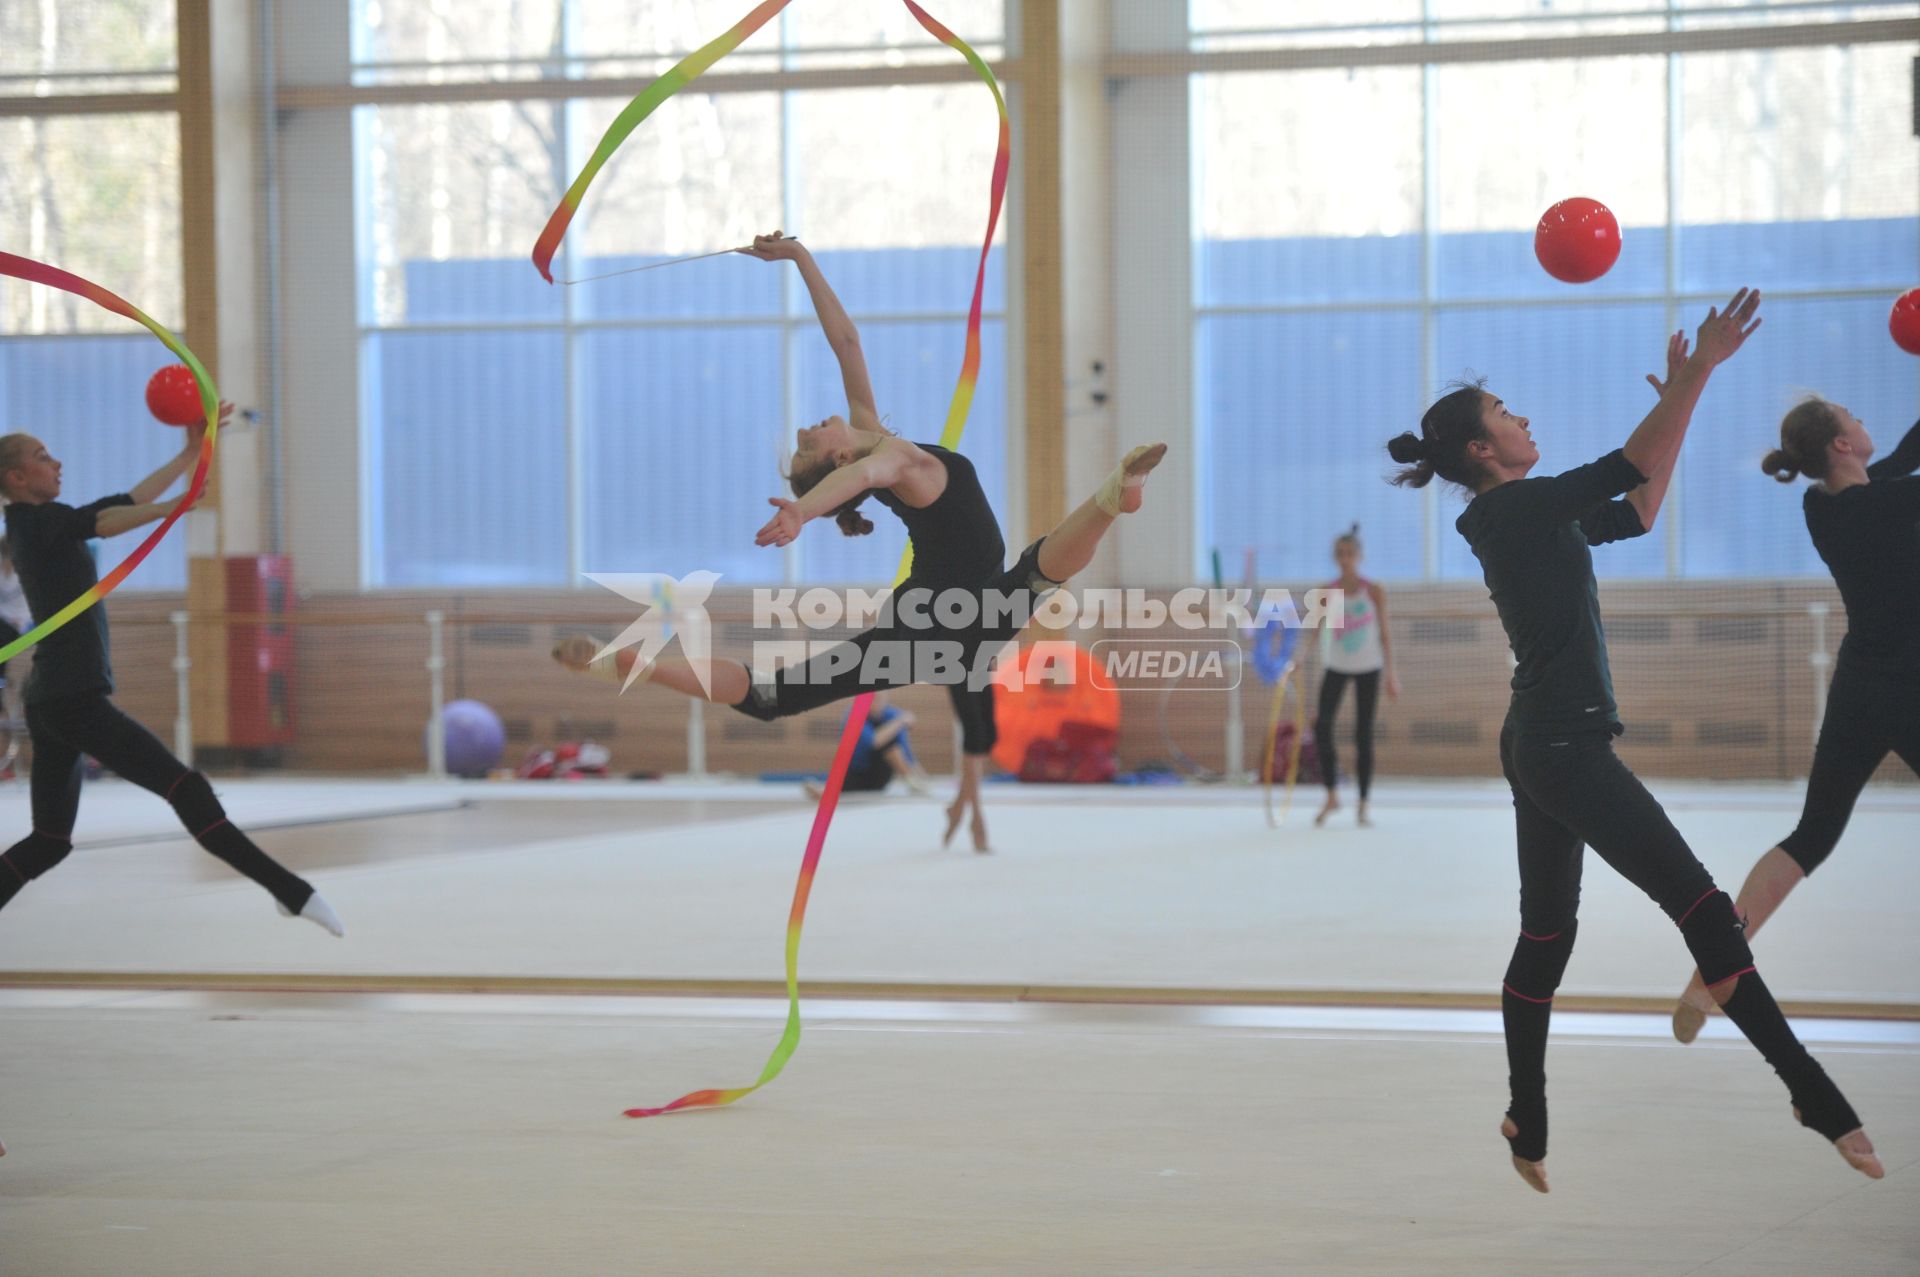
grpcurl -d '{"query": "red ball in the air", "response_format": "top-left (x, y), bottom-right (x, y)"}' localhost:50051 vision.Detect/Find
top-left (1535, 197), bottom-right (1622, 285)
top-left (145, 363), bottom-right (204, 426)
top-left (1890, 288), bottom-right (1920, 356)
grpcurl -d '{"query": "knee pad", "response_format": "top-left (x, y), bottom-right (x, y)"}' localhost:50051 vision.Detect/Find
top-left (1011, 539), bottom-right (1063, 595)
top-left (1677, 889), bottom-right (1754, 987)
top-left (167, 770), bottom-right (227, 836)
top-left (1777, 826), bottom-right (1836, 877)
top-left (1502, 923), bottom-right (1578, 1004)
top-left (730, 681), bottom-right (783, 724)
top-left (2, 831), bottom-right (74, 882)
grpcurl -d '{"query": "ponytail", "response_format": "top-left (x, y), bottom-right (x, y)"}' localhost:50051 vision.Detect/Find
top-left (1767, 398), bottom-right (1844, 484)
top-left (1759, 448), bottom-right (1801, 484)
top-left (1389, 379), bottom-right (1489, 490)
top-left (834, 502), bottom-right (875, 537)
top-left (788, 449), bottom-right (876, 538)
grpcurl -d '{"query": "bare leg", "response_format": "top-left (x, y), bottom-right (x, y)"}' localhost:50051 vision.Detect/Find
top-left (1673, 846), bottom-right (1805, 1043)
top-left (628, 656), bottom-right (750, 704)
top-left (1034, 444), bottom-right (1167, 583)
top-left (944, 754), bottom-right (990, 853)
top-left (555, 636), bottom-right (752, 706)
top-left (1314, 789), bottom-right (1339, 827)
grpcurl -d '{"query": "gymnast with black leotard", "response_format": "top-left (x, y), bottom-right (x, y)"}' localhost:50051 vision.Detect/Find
top-left (1669, 404), bottom-right (1920, 1044)
top-left (554, 232), bottom-right (1166, 848)
top-left (1385, 288), bottom-right (1880, 1193)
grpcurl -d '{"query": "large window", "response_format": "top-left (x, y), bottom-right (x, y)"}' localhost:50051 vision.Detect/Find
top-left (0, 1), bottom-right (186, 591)
top-left (1192, 2), bottom-right (1920, 581)
top-left (352, 0), bottom-right (1008, 588)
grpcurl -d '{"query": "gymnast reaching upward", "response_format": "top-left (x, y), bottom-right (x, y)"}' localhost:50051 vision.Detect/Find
top-left (0, 415), bottom-right (340, 936)
top-left (1386, 289), bottom-right (1879, 1193)
top-left (1669, 403), bottom-right (1920, 1044)
top-left (556, 231), bottom-right (1166, 788)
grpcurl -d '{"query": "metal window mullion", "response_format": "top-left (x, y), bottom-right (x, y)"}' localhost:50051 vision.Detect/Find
top-left (559, 67), bottom-right (585, 588)
top-left (1665, 0), bottom-right (1685, 582)
top-left (1421, 0), bottom-right (1440, 583)
top-left (779, 34), bottom-right (801, 588)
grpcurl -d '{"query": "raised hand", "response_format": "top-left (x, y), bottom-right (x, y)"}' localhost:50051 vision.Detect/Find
top-left (184, 400), bottom-right (232, 452)
top-left (755, 496), bottom-right (806, 547)
top-left (739, 230), bottom-right (804, 263)
top-left (1644, 330), bottom-right (1690, 397)
top-left (1693, 287), bottom-right (1763, 367)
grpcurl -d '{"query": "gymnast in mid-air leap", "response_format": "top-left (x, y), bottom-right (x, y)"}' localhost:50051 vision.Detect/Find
top-left (557, 231), bottom-right (1165, 802)
top-left (1668, 402), bottom-right (1920, 1043)
top-left (1386, 288), bottom-right (1880, 1192)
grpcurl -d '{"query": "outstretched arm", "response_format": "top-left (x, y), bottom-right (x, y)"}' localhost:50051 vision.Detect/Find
top-left (1626, 330), bottom-right (1691, 530)
top-left (754, 443), bottom-right (913, 548)
top-left (741, 232), bottom-right (881, 431)
top-left (128, 405), bottom-right (226, 505)
top-left (1624, 289), bottom-right (1762, 530)
top-left (96, 496), bottom-right (186, 538)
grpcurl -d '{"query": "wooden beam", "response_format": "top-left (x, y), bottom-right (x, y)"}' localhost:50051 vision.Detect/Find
top-left (176, 0), bottom-right (231, 748)
top-left (1107, 16), bottom-right (1920, 78)
top-left (0, 92), bottom-right (178, 117)
top-left (1020, 0), bottom-right (1065, 541)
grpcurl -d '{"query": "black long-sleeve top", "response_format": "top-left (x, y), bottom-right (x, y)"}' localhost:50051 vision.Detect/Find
top-left (3, 493), bottom-right (134, 703)
top-left (1806, 417), bottom-right (1920, 680)
top-left (1456, 449), bottom-right (1650, 736)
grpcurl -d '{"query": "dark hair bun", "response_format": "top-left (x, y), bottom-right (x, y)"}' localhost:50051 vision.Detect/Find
top-left (1385, 432), bottom-right (1427, 465)
top-left (835, 505), bottom-right (875, 537)
top-left (1759, 448), bottom-right (1800, 484)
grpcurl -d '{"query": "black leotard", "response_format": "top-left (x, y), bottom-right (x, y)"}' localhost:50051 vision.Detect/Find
top-left (1776, 417), bottom-right (1920, 874)
top-left (873, 444), bottom-right (1005, 589)
top-left (736, 444), bottom-right (1051, 754)
top-left (1803, 417), bottom-right (1920, 680)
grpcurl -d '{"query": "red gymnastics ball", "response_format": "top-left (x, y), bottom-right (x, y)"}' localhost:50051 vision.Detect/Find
top-left (145, 363), bottom-right (204, 426)
top-left (1535, 197), bottom-right (1622, 284)
top-left (1890, 289), bottom-right (1920, 356)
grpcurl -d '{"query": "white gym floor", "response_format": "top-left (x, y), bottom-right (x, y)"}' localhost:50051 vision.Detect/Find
top-left (1, 777), bottom-right (1915, 1274)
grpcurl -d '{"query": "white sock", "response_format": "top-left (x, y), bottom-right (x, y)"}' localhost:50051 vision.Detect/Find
top-left (1094, 445), bottom-right (1155, 517)
top-left (279, 891), bottom-right (345, 937)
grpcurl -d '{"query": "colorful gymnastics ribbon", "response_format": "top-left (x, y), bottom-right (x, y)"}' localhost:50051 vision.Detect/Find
top-left (0, 252), bottom-right (218, 664)
top-left (529, 2), bottom-right (1006, 1118)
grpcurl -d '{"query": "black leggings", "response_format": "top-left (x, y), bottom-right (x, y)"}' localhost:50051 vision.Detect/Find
top-left (1315, 669), bottom-right (1379, 797)
top-left (1494, 721), bottom-right (1856, 1160)
top-left (735, 538), bottom-right (1047, 758)
top-left (1778, 662), bottom-right (1920, 875)
top-left (0, 693), bottom-right (312, 913)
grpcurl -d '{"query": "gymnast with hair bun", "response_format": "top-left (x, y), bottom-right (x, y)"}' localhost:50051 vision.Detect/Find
top-left (1385, 288), bottom-right (1879, 1192)
top-left (1668, 402), bottom-right (1920, 1045)
top-left (555, 232), bottom-right (1166, 844)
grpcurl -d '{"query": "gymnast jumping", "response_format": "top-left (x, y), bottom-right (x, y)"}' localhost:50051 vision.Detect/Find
top-left (556, 232), bottom-right (1166, 817)
top-left (0, 415), bottom-right (341, 935)
top-left (1312, 524), bottom-right (1398, 828)
top-left (1386, 288), bottom-right (1880, 1192)
top-left (1669, 403), bottom-right (1920, 1044)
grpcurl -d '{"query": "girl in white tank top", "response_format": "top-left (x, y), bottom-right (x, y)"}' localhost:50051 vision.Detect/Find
top-left (1315, 525), bottom-right (1399, 826)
